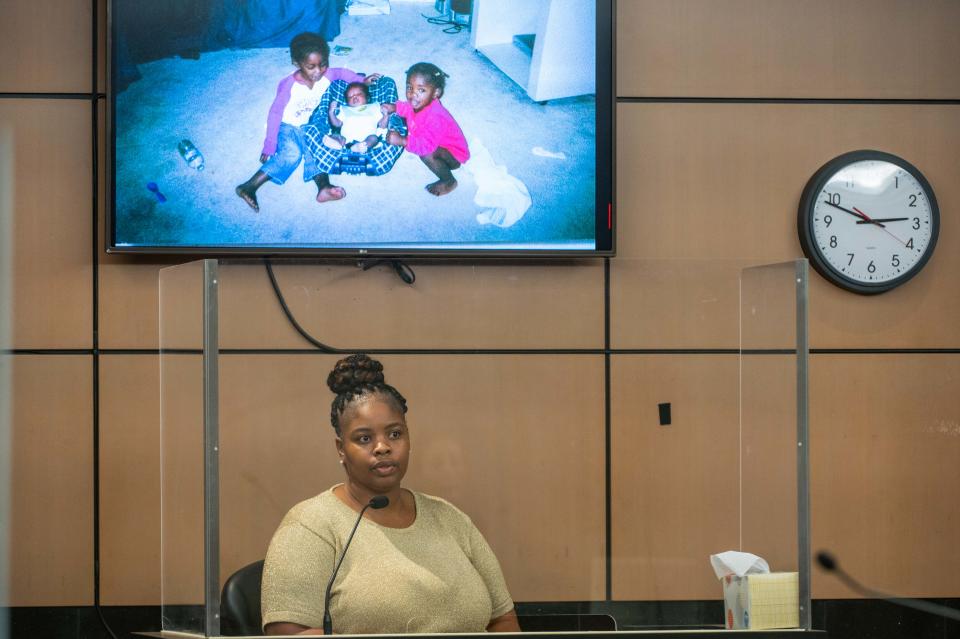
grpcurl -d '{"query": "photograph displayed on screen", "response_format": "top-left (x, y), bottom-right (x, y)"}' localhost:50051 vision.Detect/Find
top-left (109, 0), bottom-right (613, 255)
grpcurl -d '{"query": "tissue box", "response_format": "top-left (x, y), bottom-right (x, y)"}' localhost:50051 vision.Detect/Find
top-left (721, 572), bottom-right (799, 630)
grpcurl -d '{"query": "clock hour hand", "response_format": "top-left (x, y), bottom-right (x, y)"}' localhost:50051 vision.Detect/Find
top-left (855, 217), bottom-right (909, 224)
top-left (822, 200), bottom-right (886, 228)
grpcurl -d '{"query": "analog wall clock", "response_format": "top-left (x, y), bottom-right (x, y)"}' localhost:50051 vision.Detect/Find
top-left (797, 150), bottom-right (939, 295)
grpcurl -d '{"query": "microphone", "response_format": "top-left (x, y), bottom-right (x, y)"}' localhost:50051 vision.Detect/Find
top-left (323, 496), bottom-right (390, 635)
top-left (816, 550), bottom-right (960, 622)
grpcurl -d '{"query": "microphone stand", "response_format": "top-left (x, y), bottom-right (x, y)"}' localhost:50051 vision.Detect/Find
top-left (323, 496), bottom-right (390, 634)
top-left (817, 550), bottom-right (960, 622)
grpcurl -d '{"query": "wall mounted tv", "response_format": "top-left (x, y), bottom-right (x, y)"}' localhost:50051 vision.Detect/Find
top-left (108, 0), bottom-right (615, 257)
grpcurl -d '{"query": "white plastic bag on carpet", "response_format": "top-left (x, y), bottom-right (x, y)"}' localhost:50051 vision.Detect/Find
top-left (347, 0), bottom-right (390, 15)
top-left (463, 137), bottom-right (531, 228)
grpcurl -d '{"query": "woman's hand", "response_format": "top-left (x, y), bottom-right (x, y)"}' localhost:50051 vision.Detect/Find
top-left (386, 130), bottom-right (406, 147)
top-left (264, 621), bottom-right (316, 635)
top-left (363, 72), bottom-right (383, 85)
top-left (487, 609), bottom-right (521, 632)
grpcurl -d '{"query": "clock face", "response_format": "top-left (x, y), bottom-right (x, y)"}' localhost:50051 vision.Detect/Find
top-left (798, 151), bottom-right (940, 294)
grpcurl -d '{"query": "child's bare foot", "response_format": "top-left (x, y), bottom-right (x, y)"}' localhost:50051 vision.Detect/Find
top-left (236, 184), bottom-right (259, 211)
top-left (426, 179), bottom-right (457, 196)
top-left (316, 185), bottom-right (346, 203)
top-left (323, 134), bottom-right (344, 149)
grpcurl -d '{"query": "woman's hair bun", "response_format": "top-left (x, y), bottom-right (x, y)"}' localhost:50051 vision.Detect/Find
top-left (327, 353), bottom-right (385, 395)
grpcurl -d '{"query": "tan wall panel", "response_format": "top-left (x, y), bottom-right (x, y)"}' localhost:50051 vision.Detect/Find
top-left (0, 1), bottom-right (93, 93)
top-left (1, 100), bottom-right (92, 348)
top-left (611, 355), bottom-right (740, 600)
top-left (214, 261), bottom-right (605, 350)
top-left (158, 353), bottom-right (206, 604)
top-left (217, 354), bottom-right (339, 593)
top-left (9, 0), bottom-right (960, 614)
top-left (99, 260), bottom-right (166, 349)
top-left (98, 0), bottom-right (107, 94)
top-left (618, 0), bottom-right (960, 99)
top-left (740, 355), bottom-right (800, 573)
top-left (100, 260), bottom-right (605, 350)
top-left (99, 355), bottom-right (160, 605)
top-left (617, 103), bottom-right (960, 348)
top-left (610, 259), bottom-right (749, 349)
top-left (809, 354), bottom-right (960, 598)
top-left (9, 355), bottom-right (93, 605)
top-left (216, 354), bottom-right (606, 602)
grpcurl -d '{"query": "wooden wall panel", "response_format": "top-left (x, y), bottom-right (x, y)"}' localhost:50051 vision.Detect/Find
top-left (9, 355), bottom-right (93, 605)
top-left (215, 354), bottom-right (606, 602)
top-left (217, 354), bottom-right (339, 592)
top-left (216, 261), bottom-right (604, 351)
top-left (100, 260), bottom-right (605, 350)
top-left (610, 355), bottom-right (740, 600)
top-left (617, 103), bottom-right (960, 349)
top-left (0, 1), bottom-right (93, 93)
top-left (739, 355), bottom-right (801, 574)
top-left (99, 355), bottom-right (160, 605)
top-left (7, 0), bottom-right (960, 614)
top-left (98, 0), bottom-right (107, 94)
top-left (158, 353), bottom-right (205, 604)
top-left (618, 0), bottom-right (960, 99)
top-left (98, 260), bottom-right (167, 349)
top-left (0, 100), bottom-right (92, 348)
top-left (809, 354), bottom-right (960, 598)
top-left (610, 259), bottom-right (748, 349)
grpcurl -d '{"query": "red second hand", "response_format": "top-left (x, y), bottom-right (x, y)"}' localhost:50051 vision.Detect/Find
top-left (853, 206), bottom-right (908, 247)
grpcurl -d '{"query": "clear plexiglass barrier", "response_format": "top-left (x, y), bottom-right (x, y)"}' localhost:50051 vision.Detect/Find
top-left (158, 258), bottom-right (811, 637)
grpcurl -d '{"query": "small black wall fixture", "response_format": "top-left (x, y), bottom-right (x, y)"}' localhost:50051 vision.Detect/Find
top-left (657, 402), bottom-right (671, 426)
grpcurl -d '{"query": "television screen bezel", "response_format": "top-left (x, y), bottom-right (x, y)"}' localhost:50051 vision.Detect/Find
top-left (105, 0), bottom-right (616, 258)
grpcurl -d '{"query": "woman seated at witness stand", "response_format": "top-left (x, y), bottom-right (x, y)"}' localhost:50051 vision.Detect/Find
top-left (262, 354), bottom-right (521, 635)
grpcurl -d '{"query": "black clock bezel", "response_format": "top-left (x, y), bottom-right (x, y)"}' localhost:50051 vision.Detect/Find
top-left (797, 149), bottom-right (940, 295)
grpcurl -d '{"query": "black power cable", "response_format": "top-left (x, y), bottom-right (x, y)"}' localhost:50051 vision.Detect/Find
top-left (359, 258), bottom-right (415, 284)
top-left (422, 12), bottom-right (469, 35)
top-left (263, 259), bottom-right (415, 352)
top-left (264, 260), bottom-right (343, 352)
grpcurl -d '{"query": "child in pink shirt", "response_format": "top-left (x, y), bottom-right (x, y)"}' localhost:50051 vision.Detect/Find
top-left (384, 63), bottom-right (469, 196)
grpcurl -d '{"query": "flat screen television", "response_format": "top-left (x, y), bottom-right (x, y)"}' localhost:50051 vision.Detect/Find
top-left (107, 0), bottom-right (615, 257)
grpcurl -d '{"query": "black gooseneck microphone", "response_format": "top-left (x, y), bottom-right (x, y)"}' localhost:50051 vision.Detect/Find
top-left (323, 495), bottom-right (390, 635)
top-left (816, 550), bottom-right (960, 622)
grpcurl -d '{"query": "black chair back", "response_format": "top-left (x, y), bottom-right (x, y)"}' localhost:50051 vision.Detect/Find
top-left (220, 559), bottom-right (264, 636)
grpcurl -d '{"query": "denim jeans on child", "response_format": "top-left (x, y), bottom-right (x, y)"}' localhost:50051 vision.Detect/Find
top-left (261, 122), bottom-right (319, 184)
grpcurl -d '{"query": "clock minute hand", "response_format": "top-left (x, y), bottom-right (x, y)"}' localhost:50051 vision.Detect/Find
top-left (855, 217), bottom-right (909, 224)
top-left (823, 200), bottom-right (886, 228)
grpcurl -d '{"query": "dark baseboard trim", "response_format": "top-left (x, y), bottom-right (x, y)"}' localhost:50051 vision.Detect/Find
top-left (6, 599), bottom-right (958, 639)
top-left (7, 605), bottom-right (159, 639)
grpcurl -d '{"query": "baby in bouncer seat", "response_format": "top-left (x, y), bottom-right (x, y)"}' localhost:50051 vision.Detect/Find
top-left (322, 81), bottom-right (392, 153)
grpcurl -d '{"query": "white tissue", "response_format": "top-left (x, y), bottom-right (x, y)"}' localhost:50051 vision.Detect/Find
top-left (709, 550), bottom-right (770, 579)
top-left (462, 137), bottom-right (532, 228)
